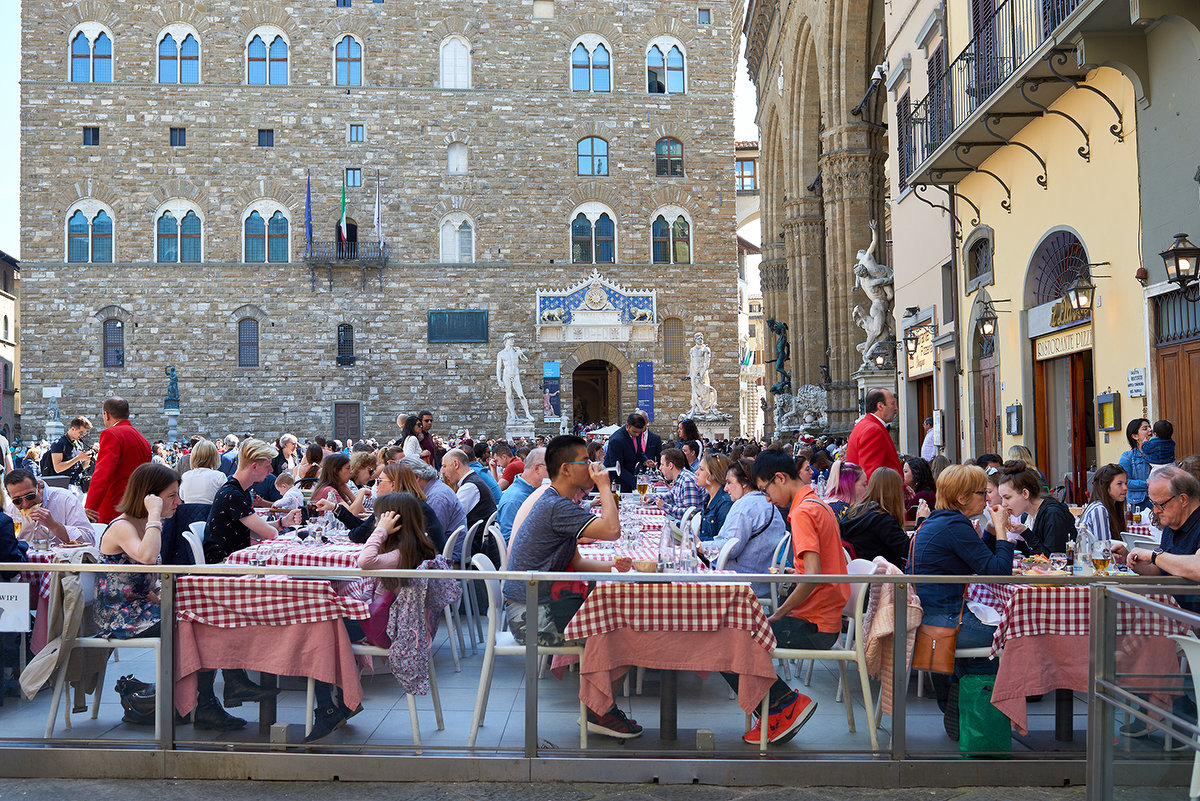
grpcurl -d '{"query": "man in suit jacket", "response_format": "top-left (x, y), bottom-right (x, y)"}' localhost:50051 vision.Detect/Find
top-left (604, 412), bottom-right (660, 492)
top-left (845, 388), bottom-right (901, 480)
top-left (84, 397), bottom-right (152, 523)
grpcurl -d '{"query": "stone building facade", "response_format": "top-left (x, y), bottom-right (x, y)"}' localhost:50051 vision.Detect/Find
top-left (739, 0), bottom-right (890, 436)
top-left (20, 0), bottom-right (737, 443)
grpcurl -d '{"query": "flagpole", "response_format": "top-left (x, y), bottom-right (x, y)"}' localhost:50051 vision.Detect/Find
top-left (304, 170), bottom-right (313, 257)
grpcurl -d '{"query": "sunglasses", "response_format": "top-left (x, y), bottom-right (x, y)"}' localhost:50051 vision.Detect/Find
top-left (11, 490), bottom-right (38, 505)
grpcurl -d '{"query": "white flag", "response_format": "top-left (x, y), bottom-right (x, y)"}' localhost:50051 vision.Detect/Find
top-left (373, 173), bottom-right (382, 246)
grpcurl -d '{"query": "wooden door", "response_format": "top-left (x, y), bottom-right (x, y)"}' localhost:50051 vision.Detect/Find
top-left (333, 402), bottom-right (361, 442)
top-left (1157, 340), bottom-right (1200, 458)
top-left (1066, 352), bottom-right (1090, 504)
top-left (979, 357), bottom-right (997, 456)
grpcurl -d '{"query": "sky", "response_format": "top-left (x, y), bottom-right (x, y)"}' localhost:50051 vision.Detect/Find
top-left (0, 4), bottom-right (759, 262)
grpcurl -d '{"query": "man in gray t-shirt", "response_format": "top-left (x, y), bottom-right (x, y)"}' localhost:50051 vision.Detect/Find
top-left (503, 487), bottom-right (599, 604)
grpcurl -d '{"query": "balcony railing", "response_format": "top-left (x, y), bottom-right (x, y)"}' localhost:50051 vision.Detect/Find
top-left (904, 0), bottom-right (1083, 182)
top-left (303, 240), bottom-right (388, 264)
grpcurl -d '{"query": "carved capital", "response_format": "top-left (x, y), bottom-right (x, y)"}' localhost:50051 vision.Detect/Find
top-left (759, 260), bottom-right (790, 293)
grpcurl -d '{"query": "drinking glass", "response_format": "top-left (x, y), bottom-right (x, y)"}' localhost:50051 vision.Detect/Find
top-left (1049, 552), bottom-right (1068, 572)
top-left (1091, 543), bottom-right (1112, 576)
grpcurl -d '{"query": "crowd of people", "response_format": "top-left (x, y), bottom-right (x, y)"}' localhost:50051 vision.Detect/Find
top-left (2, 388), bottom-right (1199, 747)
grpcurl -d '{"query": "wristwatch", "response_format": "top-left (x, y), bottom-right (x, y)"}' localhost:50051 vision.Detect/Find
top-left (1150, 548), bottom-right (1164, 566)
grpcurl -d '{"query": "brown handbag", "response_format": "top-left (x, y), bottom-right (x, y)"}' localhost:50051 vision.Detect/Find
top-left (909, 525), bottom-right (966, 675)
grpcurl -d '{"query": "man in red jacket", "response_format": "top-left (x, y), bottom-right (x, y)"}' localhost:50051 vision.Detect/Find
top-left (845, 387), bottom-right (901, 480)
top-left (84, 397), bottom-right (152, 523)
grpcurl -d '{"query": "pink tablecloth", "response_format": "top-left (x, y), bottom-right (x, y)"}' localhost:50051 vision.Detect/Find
top-left (226, 539), bottom-right (362, 570)
top-left (176, 575), bottom-right (367, 627)
top-left (563, 583), bottom-right (777, 715)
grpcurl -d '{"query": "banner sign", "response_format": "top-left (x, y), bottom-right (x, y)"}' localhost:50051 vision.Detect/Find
top-left (636, 361), bottom-right (655, 422)
top-left (542, 361), bottom-right (561, 421)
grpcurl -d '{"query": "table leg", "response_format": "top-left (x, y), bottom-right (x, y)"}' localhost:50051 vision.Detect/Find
top-left (258, 672), bottom-right (278, 736)
top-left (660, 669), bottom-right (677, 741)
top-left (1055, 688), bottom-right (1073, 741)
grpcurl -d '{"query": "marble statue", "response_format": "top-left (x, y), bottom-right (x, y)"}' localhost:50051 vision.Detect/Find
top-left (47, 396), bottom-right (59, 423)
top-left (496, 333), bottom-right (533, 422)
top-left (165, 366), bottom-right (180, 403)
top-left (687, 332), bottom-right (718, 416)
top-left (794, 384), bottom-right (829, 434)
top-left (852, 219), bottom-right (895, 368)
top-left (767, 317), bottom-right (792, 395)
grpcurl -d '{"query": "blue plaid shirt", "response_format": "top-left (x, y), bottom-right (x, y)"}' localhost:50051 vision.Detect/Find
top-left (663, 467), bottom-right (705, 519)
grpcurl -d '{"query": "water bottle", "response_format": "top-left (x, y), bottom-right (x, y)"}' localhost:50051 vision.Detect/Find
top-left (658, 520), bottom-right (675, 573)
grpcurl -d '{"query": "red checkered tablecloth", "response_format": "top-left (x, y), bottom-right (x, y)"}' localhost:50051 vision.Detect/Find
top-left (981, 585), bottom-right (1189, 657)
top-left (18, 546), bottom-right (90, 601)
top-left (226, 538), bottom-right (362, 570)
top-left (563, 583), bottom-right (776, 652)
top-left (176, 575), bottom-right (368, 628)
top-left (1125, 523), bottom-right (1160, 541)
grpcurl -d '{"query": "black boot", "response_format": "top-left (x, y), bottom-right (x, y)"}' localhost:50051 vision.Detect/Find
top-left (304, 705), bottom-right (347, 743)
top-left (193, 695), bottom-right (247, 731)
top-left (221, 669), bottom-right (279, 707)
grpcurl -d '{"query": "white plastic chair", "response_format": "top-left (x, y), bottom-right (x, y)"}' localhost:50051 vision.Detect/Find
top-left (304, 645), bottom-right (442, 745)
top-left (714, 538), bottom-right (739, 570)
top-left (486, 522), bottom-right (508, 571)
top-left (45, 631), bottom-right (162, 739)
top-left (1171, 634), bottom-right (1200, 798)
top-left (441, 526), bottom-right (471, 659)
top-left (679, 507), bottom-right (698, 538)
top-left (762, 557), bottom-right (879, 751)
top-left (90, 522), bottom-right (108, 542)
top-left (188, 520), bottom-right (207, 542)
top-left (182, 530), bottom-right (205, 565)
top-left (467, 554), bottom-right (588, 748)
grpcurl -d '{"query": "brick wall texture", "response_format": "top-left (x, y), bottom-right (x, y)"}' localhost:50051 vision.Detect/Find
top-left (20, 0), bottom-right (737, 442)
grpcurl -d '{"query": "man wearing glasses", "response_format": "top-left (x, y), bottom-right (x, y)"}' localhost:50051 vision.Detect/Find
top-left (1114, 466), bottom-right (1200, 584)
top-left (3, 468), bottom-right (96, 546)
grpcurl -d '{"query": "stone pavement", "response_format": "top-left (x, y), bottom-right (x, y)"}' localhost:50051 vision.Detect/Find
top-left (0, 781), bottom-right (1182, 801)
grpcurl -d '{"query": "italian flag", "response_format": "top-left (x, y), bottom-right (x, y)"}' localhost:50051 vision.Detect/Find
top-left (339, 176), bottom-right (347, 241)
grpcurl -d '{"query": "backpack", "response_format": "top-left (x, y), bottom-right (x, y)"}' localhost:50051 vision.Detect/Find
top-left (39, 449), bottom-right (57, 475)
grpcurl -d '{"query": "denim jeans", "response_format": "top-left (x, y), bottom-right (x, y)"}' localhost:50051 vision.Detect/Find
top-left (923, 606), bottom-right (998, 711)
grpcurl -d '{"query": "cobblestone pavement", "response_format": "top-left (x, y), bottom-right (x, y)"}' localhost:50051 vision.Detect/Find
top-left (0, 781), bottom-right (1182, 801)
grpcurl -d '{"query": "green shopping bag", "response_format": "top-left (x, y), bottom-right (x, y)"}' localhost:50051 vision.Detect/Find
top-left (958, 674), bottom-right (1012, 757)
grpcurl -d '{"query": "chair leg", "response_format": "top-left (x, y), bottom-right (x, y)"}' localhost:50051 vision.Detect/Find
top-left (1190, 747), bottom-right (1200, 801)
top-left (839, 662), bottom-right (855, 733)
top-left (636, 666), bottom-right (645, 695)
top-left (45, 660), bottom-right (70, 738)
top-left (804, 658), bottom-right (815, 687)
top-left (579, 695), bottom-right (588, 749)
top-left (874, 687), bottom-right (884, 730)
top-left (451, 590), bottom-right (468, 656)
top-left (428, 658), bottom-right (444, 732)
top-left (857, 659), bottom-right (879, 751)
top-left (917, 669), bottom-right (926, 697)
top-left (305, 678), bottom-right (316, 736)
top-left (407, 693), bottom-right (421, 748)
top-left (467, 646), bottom-right (495, 748)
top-left (759, 693), bottom-right (770, 752)
top-left (91, 660), bottom-right (109, 720)
top-left (443, 607), bottom-right (461, 673)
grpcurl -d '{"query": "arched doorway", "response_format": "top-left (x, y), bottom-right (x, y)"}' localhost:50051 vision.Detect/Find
top-left (336, 217), bottom-right (358, 258)
top-left (572, 360), bottom-right (620, 427)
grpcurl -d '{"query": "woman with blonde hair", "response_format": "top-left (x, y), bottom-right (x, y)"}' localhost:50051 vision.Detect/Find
top-left (838, 466), bottom-right (910, 565)
top-left (695, 453), bottom-right (732, 541)
top-left (324, 462), bottom-right (445, 550)
top-left (179, 439), bottom-right (225, 504)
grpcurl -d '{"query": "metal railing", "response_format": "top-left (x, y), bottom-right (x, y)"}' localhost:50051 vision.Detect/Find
top-left (0, 561), bottom-right (1194, 788)
top-left (303, 240), bottom-right (388, 263)
top-left (904, 0), bottom-right (1084, 182)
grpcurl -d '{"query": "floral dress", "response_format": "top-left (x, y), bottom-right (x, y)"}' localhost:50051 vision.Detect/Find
top-left (94, 552), bottom-right (160, 639)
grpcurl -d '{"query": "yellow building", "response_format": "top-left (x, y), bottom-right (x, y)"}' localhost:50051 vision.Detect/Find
top-left (895, 0), bottom-right (1200, 494)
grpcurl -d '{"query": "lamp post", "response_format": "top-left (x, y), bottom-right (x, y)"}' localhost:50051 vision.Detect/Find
top-left (1159, 233), bottom-right (1200, 302)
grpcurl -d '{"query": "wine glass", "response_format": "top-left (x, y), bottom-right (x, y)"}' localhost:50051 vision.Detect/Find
top-left (1049, 552), bottom-right (1068, 572)
top-left (1091, 543), bottom-right (1112, 577)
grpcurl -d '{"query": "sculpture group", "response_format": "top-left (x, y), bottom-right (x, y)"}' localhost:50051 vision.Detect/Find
top-left (852, 219), bottom-right (895, 368)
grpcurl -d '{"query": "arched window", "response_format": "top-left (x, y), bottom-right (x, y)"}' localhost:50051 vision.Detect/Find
top-left (448, 142), bottom-right (468, 175)
top-left (337, 324), bottom-right (355, 366)
top-left (968, 237), bottom-right (992, 281)
top-left (577, 137), bottom-right (608, 176)
top-left (244, 211), bottom-right (265, 262)
top-left (335, 35), bottom-right (362, 86)
top-left (71, 33), bottom-right (90, 82)
top-left (158, 34), bottom-right (177, 83)
top-left (652, 212), bottom-right (692, 263)
top-left (238, 318), bottom-right (259, 367)
top-left (268, 212), bottom-right (288, 262)
top-left (439, 214), bottom-right (475, 263)
top-left (663, 317), bottom-right (686, 364)
top-left (3, 317), bottom-right (8, 341)
top-left (647, 40), bottom-right (685, 94)
top-left (180, 35), bottom-right (199, 83)
top-left (180, 211), bottom-right (201, 262)
top-left (655, 137), bottom-right (683, 176)
top-left (93, 33), bottom-right (112, 82)
top-left (247, 35), bottom-right (267, 84)
top-left (269, 36), bottom-right (288, 84)
top-left (103, 318), bottom-right (124, 368)
top-left (570, 206), bottom-right (617, 264)
top-left (157, 212), bottom-right (178, 262)
top-left (68, 211), bottom-right (89, 262)
top-left (92, 210), bottom-right (112, 262)
top-left (440, 36), bottom-right (471, 89)
top-left (571, 40), bottom-right (611, 92)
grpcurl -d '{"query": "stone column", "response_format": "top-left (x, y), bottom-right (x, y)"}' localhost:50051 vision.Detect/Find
top-left (759, 253), bottom-right (789, 394)
top-left (819, 122), bottom-right (888, 433)
top-left (782, 195), bottom-right (826, 387)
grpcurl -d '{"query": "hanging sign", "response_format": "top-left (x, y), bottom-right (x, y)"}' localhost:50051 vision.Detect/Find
top-left (636, 361), bottom-right (655, 422)
top-left (542, 362), bottom-right (561, 421)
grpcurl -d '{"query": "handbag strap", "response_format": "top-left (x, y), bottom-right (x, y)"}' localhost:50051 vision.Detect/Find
top-left (907, 517), bottom-right (968, 626)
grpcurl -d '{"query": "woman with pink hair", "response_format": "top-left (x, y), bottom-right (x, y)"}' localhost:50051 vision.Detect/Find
top-left (823, 460), bottom-right (867, 522)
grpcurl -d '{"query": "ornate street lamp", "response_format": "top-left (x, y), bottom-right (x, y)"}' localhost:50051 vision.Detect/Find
top-left (977, 304), bottom-right (998, 340)
top-left (902, 322), bottom-right (936, 357)
top-left (1063, 272), bottom-right (1096, 313)
top-left (1159, 233), bottom-right (1200, 302)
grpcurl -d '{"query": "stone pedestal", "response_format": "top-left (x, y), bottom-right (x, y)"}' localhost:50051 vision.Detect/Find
top-left (695, 423), bottom-right (731, 443)
top-left (165, 404), bottom-right (179, 444)
top-left (505, 420), bottom-right (536, 442)
top-left (851, 365), bottom-right (900, 447)
top-left (43, 386), bottom-right (63, 443)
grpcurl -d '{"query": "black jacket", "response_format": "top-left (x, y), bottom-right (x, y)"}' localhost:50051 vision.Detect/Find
top-left (839, 503), bottom-right (910, 567)
top-left (336, 499), bottom-right (446, 552)
top-left (1025, 498), bottom-right (1076, 557)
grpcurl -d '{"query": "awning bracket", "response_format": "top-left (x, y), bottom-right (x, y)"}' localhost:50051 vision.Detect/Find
top-left (983, 114), bottom-right (1049, 189)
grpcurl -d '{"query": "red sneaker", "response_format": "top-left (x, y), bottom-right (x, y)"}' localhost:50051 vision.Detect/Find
top-left (743, 692), bottom-right (816, 745)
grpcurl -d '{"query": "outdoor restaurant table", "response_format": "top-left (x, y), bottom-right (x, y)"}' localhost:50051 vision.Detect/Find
top-left (562, 580), bottom-right (777, 741)
top-left (227, 536), bottom-right (369, 599)
top-left (19, 544), bottom-right (94, 654)
top-left (173, 575), bottom-right (369, 730)
top-left (969, 581), bottom-right (1188, 739)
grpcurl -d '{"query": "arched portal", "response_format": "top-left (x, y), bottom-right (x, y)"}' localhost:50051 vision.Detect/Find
top-left (572, 359), bottom-right (620, 426)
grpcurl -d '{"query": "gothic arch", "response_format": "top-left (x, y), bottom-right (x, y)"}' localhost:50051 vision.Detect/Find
top-left (643, 15), bottom-right (697, 50)
top-left (149, 1), bottom-right (211, 37)
top-left (147, 178), bottom-right (210, 211)
top-left (565, 182), bottom-right (627, 216)
top-left (94, 304), bottom-right (132, 325)
top-left (428, 17), bottom-right (481, 43)
top-left (230, 179), bottom-right (299, 214)
top-left (561, 342), bottom-right (634, 377)
top-left (240, 1), bottom-right (301, 39)
top-left (63, 179), bottom-right (124, 214)
top-left (57, 1), bottom-right (125, 36)
top-left (441, 130), bottom-right (474, 147)
top-left (568, 120), bottom-right (618, 143)
top-left (649, 125), bottom-right (692, 152)
top-left (647, 187), bottom-right (699, 213)
top-left (230, 303), bottom-right (269, 325)
top-left (560, 16), bottom-right (621, 46)
top-left (432, 196), bottom-right (481, 219)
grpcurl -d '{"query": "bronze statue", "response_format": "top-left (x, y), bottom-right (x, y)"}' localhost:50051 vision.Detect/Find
top-left (766, 317), bottom-right (792, 396)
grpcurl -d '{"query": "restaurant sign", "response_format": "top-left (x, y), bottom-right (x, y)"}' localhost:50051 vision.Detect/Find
top-left (1035, 325), bottom-right (1092, 361)
top-left (1028, 296), bottom-right (1091, 338)
top-left (904, 325), bottom-right (934, 378)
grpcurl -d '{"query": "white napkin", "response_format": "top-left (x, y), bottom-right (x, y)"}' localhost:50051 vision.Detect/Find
top-left (968, 600), bottom-right (1002, 627)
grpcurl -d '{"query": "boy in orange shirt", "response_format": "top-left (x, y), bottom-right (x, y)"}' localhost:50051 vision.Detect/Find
top-left (723, 449), bottom-right (849, 744)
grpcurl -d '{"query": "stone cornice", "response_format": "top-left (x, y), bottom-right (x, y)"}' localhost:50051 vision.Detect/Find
top-left (742, 0), bottom-right (778, 80)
